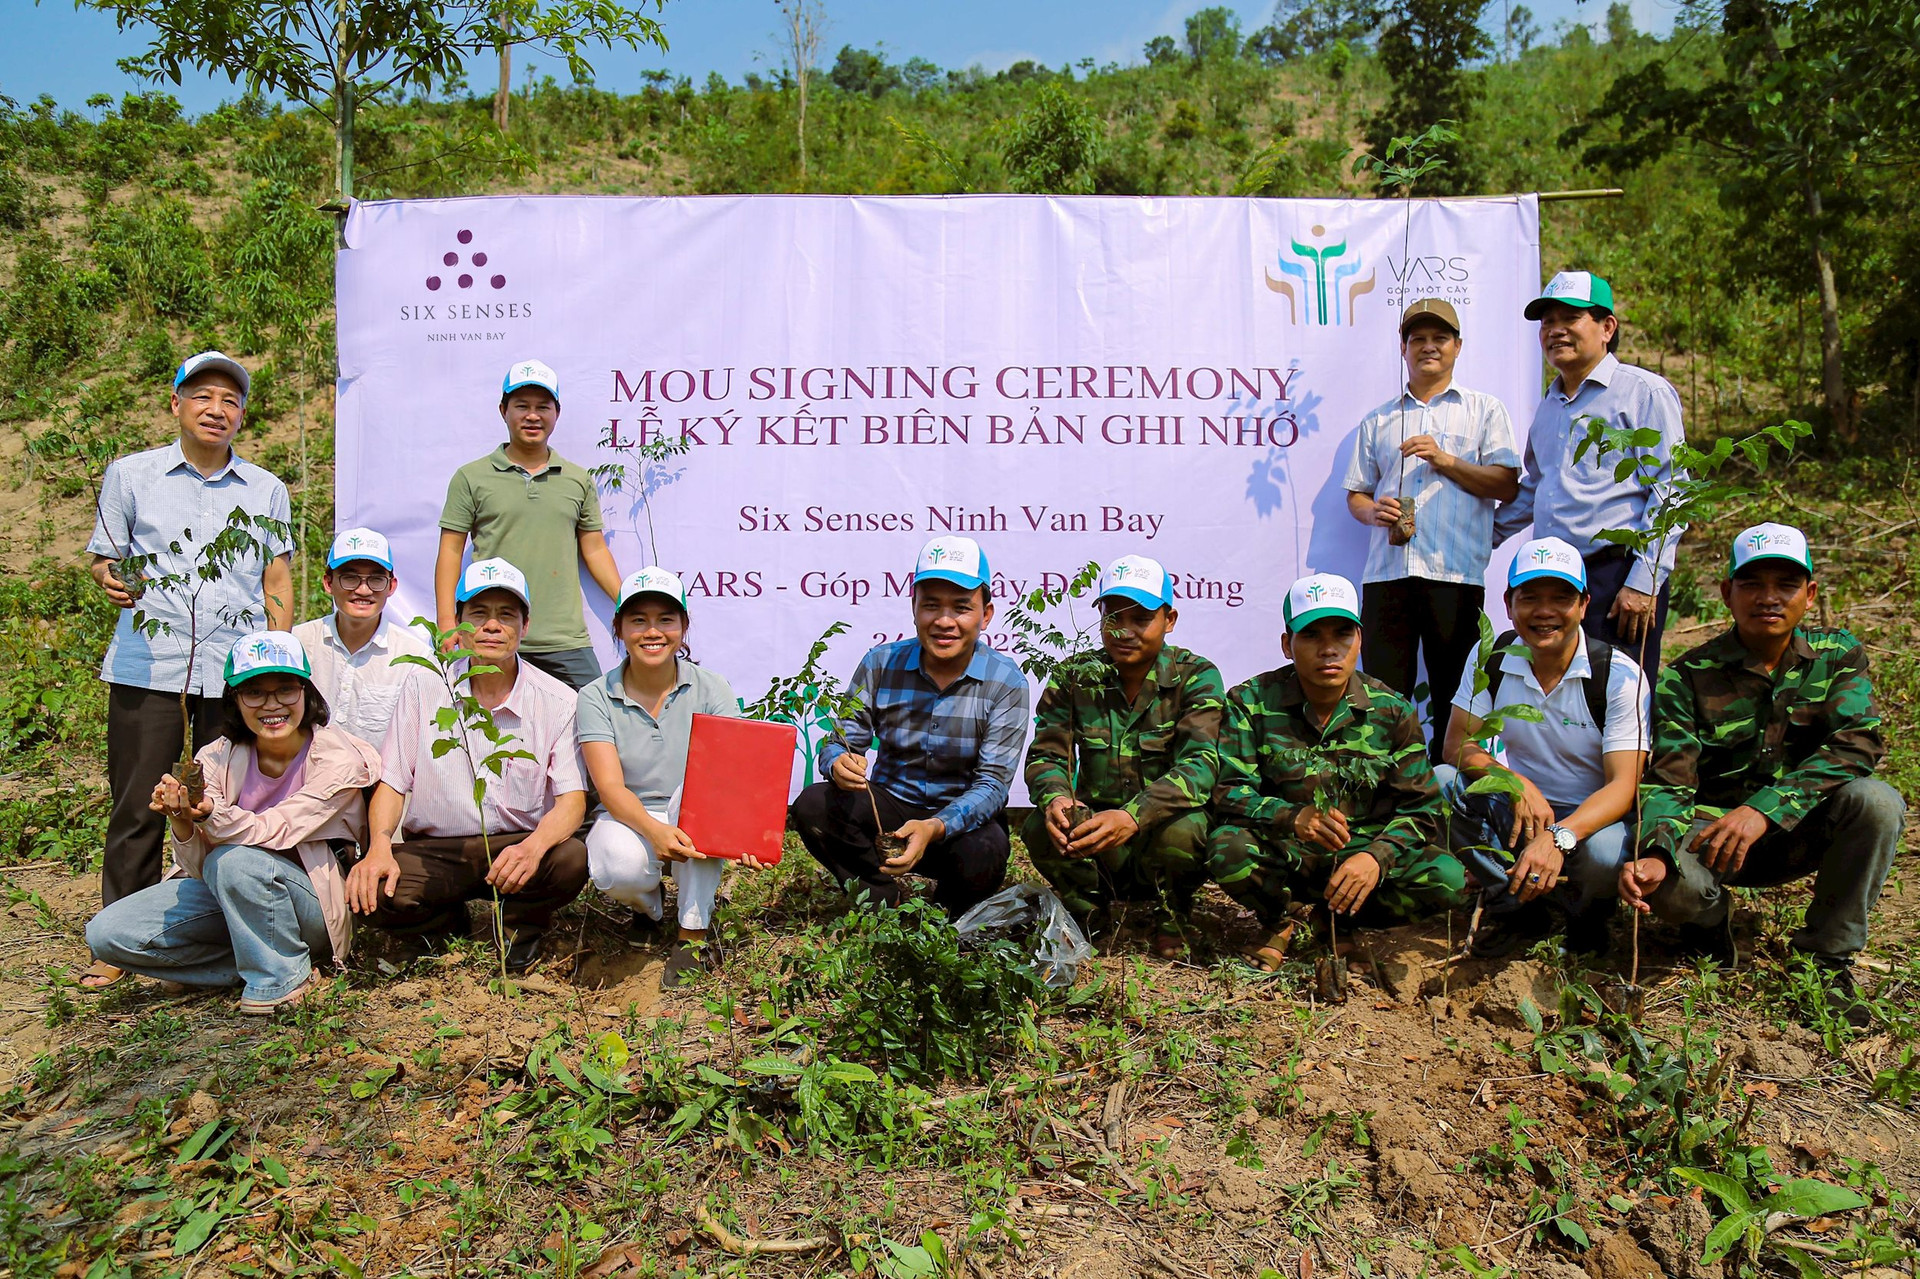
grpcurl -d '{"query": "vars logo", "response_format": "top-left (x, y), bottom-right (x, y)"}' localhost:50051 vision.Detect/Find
top-left (1265, 225), bottom-right (1376, 326)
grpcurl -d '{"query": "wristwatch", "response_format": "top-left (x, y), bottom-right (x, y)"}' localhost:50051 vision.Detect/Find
top-left (1546, 823), bottom-right (1577, 853)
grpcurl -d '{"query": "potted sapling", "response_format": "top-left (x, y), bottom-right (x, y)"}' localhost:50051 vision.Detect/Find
top-left (126, 508), bottom-right (291, 804)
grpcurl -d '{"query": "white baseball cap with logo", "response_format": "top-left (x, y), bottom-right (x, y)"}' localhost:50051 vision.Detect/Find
top-left (223, 630), bottom-right (311, 687)
top-left (502, 358), bottom-right (561, 403)
top-left (1097, 554), bottom-right (1173, 610)
top-left (1283, 573), bottom-right (1362, 633)
top-left (174, 350), bottom-right (252, 401)
top-left (913, 535), bottom-right (991, 592)
top-left (1507, 536), bottom-right (1587, 592)
top-left (456, 557), bottom-right (532, 610)
top-left (1729, 522), bottom-right (1813, 577)
top-left (326, 527), bottom-right (395, 572)
top-left (615, 565), bottom-right (689, 614)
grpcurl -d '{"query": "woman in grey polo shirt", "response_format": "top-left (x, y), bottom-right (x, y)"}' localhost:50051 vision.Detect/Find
top-left (579, 567), bottom-right (763, 988)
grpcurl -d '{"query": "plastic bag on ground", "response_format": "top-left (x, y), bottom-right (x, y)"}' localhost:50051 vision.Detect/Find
top-left (953, 881), bottom-right (1094, 989)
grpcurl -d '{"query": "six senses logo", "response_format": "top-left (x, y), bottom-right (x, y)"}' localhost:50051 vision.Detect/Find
top-left (1263, 223), bottom-right (1473, 325)
top-left (398, 228), bottom-right (534, 339)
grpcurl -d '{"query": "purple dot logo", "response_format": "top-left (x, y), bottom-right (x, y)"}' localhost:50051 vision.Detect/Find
top-left (457, 229), bottom-right (473, 244)
top-left (425, 230), bottom-right (505, 292)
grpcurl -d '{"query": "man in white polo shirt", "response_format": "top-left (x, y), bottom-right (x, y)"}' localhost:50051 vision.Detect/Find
top-left (346, 558), bottom-right (588, 972)
top-left (1437, 537), bottom-right (1650, 956)
top-left (291, 528), bottom-right (432, 750)
top-left (1345, 297), bottom-right (1521, 759)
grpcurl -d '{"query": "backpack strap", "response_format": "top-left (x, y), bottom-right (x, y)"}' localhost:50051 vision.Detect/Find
top-left (1583, 636), bottom-right (1613, 736)
top-left (1484, 630), bottom-right (1517, 710)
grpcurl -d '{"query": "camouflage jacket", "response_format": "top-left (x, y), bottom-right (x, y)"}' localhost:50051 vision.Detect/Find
top-left (1212, 667), bottom-right (1440, 873)
top-left (1642, 626), bottom-right (1886, 858)
top-left (1023, 644), bottom-right (1226, 829)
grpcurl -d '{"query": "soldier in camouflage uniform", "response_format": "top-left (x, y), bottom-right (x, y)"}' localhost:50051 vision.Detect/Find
top-left (1621, 523), bottom-right (1906, 1026)
top-left (1209, 574), bottom-right (1464, 969)
top-left (1023, 555), bottom-right (1225, 956)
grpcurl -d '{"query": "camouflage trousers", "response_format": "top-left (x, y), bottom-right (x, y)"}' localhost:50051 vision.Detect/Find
top-left (1021, 809), bottom-right (1210, 931)
top-left (1205, 824), bottom-right (1467, 928)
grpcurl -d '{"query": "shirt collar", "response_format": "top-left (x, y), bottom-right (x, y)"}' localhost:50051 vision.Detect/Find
top-left (323, 613), bottom-right (394, 654)
top-left (1279, 667), bottom-right (1372, 713)
top-left (164, 438), bottom-right (241, 483)
top-left (490, 444), bottom-right (560, 477)
top-left (1401, 382), bottom-right (1462, 407)
top-left (609, 658), bottom-right (694, 707)
top-left (1512, 630), bottom-right (1591, 691)
top-left (1706, 626), bottom-right (1816, 674)
top-left (1553, 353), bottom-right (1619, 403)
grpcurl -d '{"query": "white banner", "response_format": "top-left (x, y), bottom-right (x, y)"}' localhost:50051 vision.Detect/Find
top-left (337, 194), bottom-right (1542, 790)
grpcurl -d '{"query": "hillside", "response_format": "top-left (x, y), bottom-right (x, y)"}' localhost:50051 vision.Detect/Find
top-left (2, 13), bottom-right (1919, 1278)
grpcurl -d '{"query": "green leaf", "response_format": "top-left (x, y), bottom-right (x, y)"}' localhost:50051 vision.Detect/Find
top-left (740, 1056), bottom-right (802, 1076)
top-left (175, 1120), bottom-right (222, 1163)
top-left (1672, 1167), bottom-right (1754, 1214)
top-left (171, 1207), bottom-right (223, 1255)
top-left (1518, 998), bottom-right (1544, 1034)
top-left (262, 1155), bottom-right (290, 1187)
top-left (1698, 1208), bottom-right (1755, 1265)
top-left (1762, 1178), bottom-right (1867, 1219)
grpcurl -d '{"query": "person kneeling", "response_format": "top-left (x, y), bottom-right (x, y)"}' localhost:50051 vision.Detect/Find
top-left (85, 631), bottom-right (378, 1014)
top-left (1208, 574), bottom-right (1464, 971)
top-left (1438, 538), bottom-right (1649, 958)
top-left (581, 568), bottom-right (763, 989)
top-left (1022, 555), bottom-right (1224, 957)
top-left (346, 559), bottom-right (589, 974)
top-left (1620, 524), bottom-right (1905, 1027)
top-left (791, 536), bottom-right (1029, 915)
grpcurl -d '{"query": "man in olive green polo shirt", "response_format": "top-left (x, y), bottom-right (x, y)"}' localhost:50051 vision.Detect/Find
top-left (435, 358), bottom-right (624, 690)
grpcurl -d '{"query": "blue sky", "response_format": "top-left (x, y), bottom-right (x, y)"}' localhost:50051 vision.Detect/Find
top-left (4, 0), bottom-right (1679, 116)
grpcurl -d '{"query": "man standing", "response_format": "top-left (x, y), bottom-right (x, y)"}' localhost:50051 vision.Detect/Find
top-left (1494, 271), bottom-right (1687, 665)
top-left (292, 528), bottom-right (432, 750)
top-left (791, 536), bottom-right (1029, 916)
top-left (1022, 554), bottom-right (1225, 956)
top-left (1344, 298), bottom-right (1521, 757)
top-left (347, 558), bottom-right (590, 973)
top-left (436, 358), bottom-right (623, 690)
top-left (1437, 538), bottom-right (1649, 957)
top-left (1620, 524), bottom-right (1904, 1025)
top-left (84, 351), bottom-right (292, 986)
top-left (1208, 574), bottom-right (1462, 971)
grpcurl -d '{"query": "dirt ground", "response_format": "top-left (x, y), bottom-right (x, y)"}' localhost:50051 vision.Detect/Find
top-left (5, 836), bottom-right (1919, 1278)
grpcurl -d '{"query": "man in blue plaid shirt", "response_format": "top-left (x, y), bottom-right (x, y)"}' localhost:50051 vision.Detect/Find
top-left (792, 536), bottom-right (1030, 913)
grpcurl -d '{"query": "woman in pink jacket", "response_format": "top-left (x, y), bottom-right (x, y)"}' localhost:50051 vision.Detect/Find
top-left (85, 631), bottom-right (379, 1013)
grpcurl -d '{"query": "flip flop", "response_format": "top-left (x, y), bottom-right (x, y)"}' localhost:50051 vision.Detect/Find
top-left (237, 972), bottom-right (319, 1016)
top-left (79, 962), bottom-right (125, 990)
top-left (1241, 921), bottom-right (1296, 973)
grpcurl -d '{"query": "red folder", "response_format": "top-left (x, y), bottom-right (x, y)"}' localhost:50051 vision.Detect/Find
top-left (677, 714), bottom-right (798, 864)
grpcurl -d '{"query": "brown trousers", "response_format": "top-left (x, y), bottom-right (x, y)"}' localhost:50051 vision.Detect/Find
top-left (105, 684), bottom-right (223, 906)
top-left (364, 832), bottom-right (588, 936)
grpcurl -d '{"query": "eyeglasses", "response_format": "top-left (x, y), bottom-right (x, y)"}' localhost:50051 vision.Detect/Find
top-left (335, 571), bottom-right (392, 591)
top-left (237, 684), bottom-right (305, 708)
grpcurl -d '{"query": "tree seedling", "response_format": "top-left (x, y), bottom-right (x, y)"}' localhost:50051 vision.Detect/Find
top-left (1001, 563), bottom-right (1103, 840)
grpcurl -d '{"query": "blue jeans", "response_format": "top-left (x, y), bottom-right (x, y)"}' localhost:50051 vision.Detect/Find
top-left (86, 843), bottom-right (332, 1002)
top-left (1432, 764), bottom-right (1631, 916)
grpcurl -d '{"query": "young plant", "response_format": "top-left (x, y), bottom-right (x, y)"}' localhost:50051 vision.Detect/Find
top-left (590, 423), bottom-right (691, 567)
top-left (1671, 1165), bottom-right (1866, 1271)
top-left (1001, 562), bottom-right (1102, 828)
top-left (120, 507), bottom-right (292, 802)
top-left (394, 618), bottom-right (538, 984)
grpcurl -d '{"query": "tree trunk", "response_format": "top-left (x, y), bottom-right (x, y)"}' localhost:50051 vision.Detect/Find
top-left (1802, 176), bottom-right (1851, 440)
top-left (494, 9), bottom-right (512, 131)
top-left (333, 4), bottom-right (354, 206)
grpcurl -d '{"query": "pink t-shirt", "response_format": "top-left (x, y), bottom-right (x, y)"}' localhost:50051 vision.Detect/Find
top-left (235, 740), bottom-right (312, 816)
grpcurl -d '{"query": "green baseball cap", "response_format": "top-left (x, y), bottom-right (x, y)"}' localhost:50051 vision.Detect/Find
top-left (1524, 270), bottom-right (1617, 321)
top-left (1728, 523), bottom-right (1813, 577)
top-left (224, 631), bottom-right (312, 687)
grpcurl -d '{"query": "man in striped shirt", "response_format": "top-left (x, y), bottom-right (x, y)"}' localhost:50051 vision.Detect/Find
top-left (791, 536), bottom-right (1030, 915)
top-left (1344, 298), bottom-right (1521, 759)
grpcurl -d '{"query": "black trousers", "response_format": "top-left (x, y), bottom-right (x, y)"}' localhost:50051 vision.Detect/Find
top-left (790, 781), bottom-right (1009, 916)
top-left (105, 683), bottom-right (224, 906)
top-left (1581, 548), bottom-right (1671, 672)
top-left (1359, 577), bottom-right (1483, 760)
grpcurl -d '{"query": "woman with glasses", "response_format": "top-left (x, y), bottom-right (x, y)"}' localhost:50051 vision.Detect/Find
top-left (84, 632), bottom-right (380, 1013)
top-left (578, 568), bottom-right (764, 989)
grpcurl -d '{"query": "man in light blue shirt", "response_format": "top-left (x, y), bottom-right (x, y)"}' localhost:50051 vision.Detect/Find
top-left (1493, 271), bottom-right (1687, 667)
top-left (1345, 297), bottom-right (1521, 760)
top-left (85, 352), bottom-right (293, 951)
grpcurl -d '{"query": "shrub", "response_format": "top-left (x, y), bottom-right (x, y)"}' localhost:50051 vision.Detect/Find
top-left (91, 196), bottom-right (214, 321)
top-left (0, 239), bottom-right (116, 383)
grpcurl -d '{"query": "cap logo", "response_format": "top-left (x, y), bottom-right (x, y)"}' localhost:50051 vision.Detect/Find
top-left (249, 639), bottom-right (271, 658)
top-left (479, 564), bottom-right (500, 580)
top-left (926, 546), bottom-right (948, 564)
top-left (345, 534), bottom-right (366, 549)
top-left (1110, 563), bottom-right (1132, 580)
top-left (1304, 583), bottom-right (1325, 601)
top-left (1532, 546), bottom-right (1553, 563)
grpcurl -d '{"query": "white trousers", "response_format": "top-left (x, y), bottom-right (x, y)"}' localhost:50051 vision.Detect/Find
top-left (585, 802), bottom-right (723, 931)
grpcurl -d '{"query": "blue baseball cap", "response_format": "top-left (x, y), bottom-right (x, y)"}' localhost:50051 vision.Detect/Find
top-left (174, 351), bottom-right (251, 401)
top-left (326, 527), bottom-right (395, 573)
top-left (913, 536), bottom-right (990, 592)
top-left (1507, 537), bottom-right (1587, 592)
top-left (1097, 555), bottom-right (1173, 610)
top-left (456, 558), bottom-right (532, 610)
top-left (502, 358), bottom-right (560, 403)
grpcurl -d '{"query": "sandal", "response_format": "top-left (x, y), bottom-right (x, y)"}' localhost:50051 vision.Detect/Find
top-left (79, 962), bottom-right (125, 991)
top-left (1241, 921), bottom-right (1296, 973)
top-left (237, 972), bottom-right (319, 1016)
